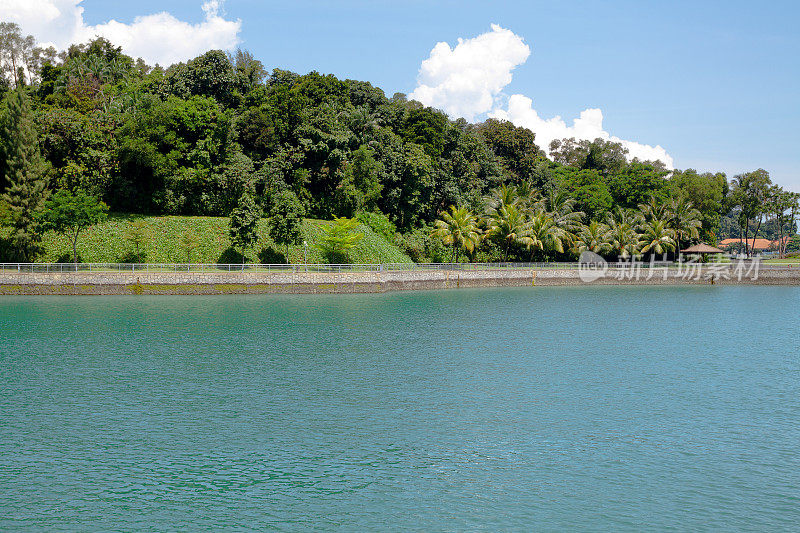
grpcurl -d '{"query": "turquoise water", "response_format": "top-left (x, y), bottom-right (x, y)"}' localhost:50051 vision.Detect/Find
top-left (1, 287), bottom-right (799, 531)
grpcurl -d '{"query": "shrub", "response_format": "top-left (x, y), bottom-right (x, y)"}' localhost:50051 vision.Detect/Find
top-left (356, 210), bottom-right (396, 241)
top-left (317, 217), bottom-right (364, 263)
top-left (395, 225), bottom-right (448, 263)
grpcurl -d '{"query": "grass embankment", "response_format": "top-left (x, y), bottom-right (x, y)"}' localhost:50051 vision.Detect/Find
top-left (36, 215), bottom-right (413, 264)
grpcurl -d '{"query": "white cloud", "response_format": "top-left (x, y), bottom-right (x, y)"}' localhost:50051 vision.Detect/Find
top-left (491, 96), bottom-right (674, 167)
top-left (409, 24), bottom-right (530, 122)
top-left (0, 0), bottom-right (241, 66)
top-left (411, 25), bottom-right (673, 168)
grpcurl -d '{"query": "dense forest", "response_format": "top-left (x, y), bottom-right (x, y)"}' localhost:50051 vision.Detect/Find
top-left (1, 22), bottom-right (798, 263)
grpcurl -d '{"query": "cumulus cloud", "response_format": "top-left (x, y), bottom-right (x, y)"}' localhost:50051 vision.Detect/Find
top-left (411, 25), bottom-right (673, 168)
top-left (0, 0), bottom-right (241, 66)
top-left (491, 96), bottom-right (674, 167)
top-left (409, 24), bottom-right (530, 122)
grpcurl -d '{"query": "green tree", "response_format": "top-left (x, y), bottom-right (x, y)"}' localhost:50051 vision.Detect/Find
top-left (786, 234), bottom-right (800, 254)
top-left (671, 169), bottom-right (727, 242)
top-left (317, 217), bottom-right (364, 263)
top-left (731, 169), bottom-right (772, 256)
top-left (394, 143), bottom-right (434, 228)
top-left (766, 187), bottom-right (799, 257)
top-left (556, 168), bottom-right (613, 220)
top-left (575, 221), bottom-right (612, 255)
top-left (608, 162), bottom-right (669, 208)
top-left (550, 137), bottom-right (629, 175)
top-left (335, 145), bottom-right (383, 216)
top-left (124, 219), bottom-right (148, 262)
top-left (268, 189), bottom-right (306, 262)
top-left (228, 192), bottom-right (261, 261)
top-left (523, 211), bottom-right (566, 260)
top-left (164, 50), bottom-right (239, 107)
top-left (485, 203), bottom-right (531, 262)
top-left (606, 207), bottom-right (641, 258)
top-left (1, 89), bottom-right (48, 261)
top-left (400, 105), bottom-right (448, 158)
top-left (38, 189), bottom-right (109, 264)
top-left (638, 196), bottom-right (669, 223)
top-left (638, 219), bottom-right (675, 256)
top-left (534, 190), bottom-right (584, 250)
top-left (38, 106), bottom-right (119, 199)
top-left (0, 22), bottom-right (56, 88)
top-left (432, 205), bottom-right (482, 263)
top-left (116, 94), bottom-right (234, 214)
top-left (484, 184), bottom-right (522, 214)
top-left (229, 48), bottom-right (266, 94)
top-left (667, 196), bottom-right (702, 258)
top-left (474, 118), bottom-right (543, 181)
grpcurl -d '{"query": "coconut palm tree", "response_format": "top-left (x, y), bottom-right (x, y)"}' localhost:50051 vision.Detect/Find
top-left (523, 211), bottom-right (566, 260)
top-left (575, 221), bottom-right (612, 254)
top-left (485, 203), bottom-right (531, 261)
top-left (666, 196), bottom-right (702, 258)
top-left (535, 190), bottom-right (585, 250)
top-left (483, 184), bottom-right (521, 214)
top-left (606, 207), bottom-right (641, 258)
top-left (432, 205), bottom-right (482, 263)
top-left (639, 219), bottom-right (676, 256)
top-left (638, 195), bottom-right (668, 223)
top-left (515, 181), bottom-right (541, 210)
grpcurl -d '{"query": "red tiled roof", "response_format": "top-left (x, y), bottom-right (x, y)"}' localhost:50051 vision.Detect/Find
top-left (718, 237), bottom-right (787, 250)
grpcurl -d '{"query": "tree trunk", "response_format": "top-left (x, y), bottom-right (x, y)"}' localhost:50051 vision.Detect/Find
top-left (739, 228), bottom-right (744, 256)
top-left (752, 215), bottom-right (763, 257)
top-left (744, 219), bottom-right (750, 257)
top-left (11, 54), bottom-right (18, 88)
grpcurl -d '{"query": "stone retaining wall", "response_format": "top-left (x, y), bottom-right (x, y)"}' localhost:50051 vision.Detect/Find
top-left (0, 267), bottom-right (797, 295)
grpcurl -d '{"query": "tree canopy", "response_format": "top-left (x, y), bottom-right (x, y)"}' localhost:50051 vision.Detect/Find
top-left (0, 25), bottom-right (796, 263)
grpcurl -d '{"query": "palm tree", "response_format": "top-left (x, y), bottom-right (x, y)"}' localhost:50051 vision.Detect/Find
top-left (515, 181), bottom-right (540, 210)
top-left (638, 195), bottom-right (668, 223)
top-left (536, 190), bottom-right (584, 250)
top-left (666, 196), bottom-right (702, 259)
top-left (432, 205), bottom-right (482, 263)
top-left (483, 184), bottom-right (520, 214)
top-left (606, 207), bottom-right (641, 258)
top-left (485, 203), bottom-right (531, 261)
top-left (639, 219), bottom-right (676, 256)
top-left (523, 211), bottom-right (566, 260)
top-left (575, 221), bottom-right (612, 254)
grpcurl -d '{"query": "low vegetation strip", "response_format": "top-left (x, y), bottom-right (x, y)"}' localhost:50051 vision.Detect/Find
top-left (29, 215), bottom-right (412, 265)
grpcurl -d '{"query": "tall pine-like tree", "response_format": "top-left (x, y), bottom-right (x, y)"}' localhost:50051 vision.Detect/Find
top-left (1, 89), bottom-right (48, 261)
top-left (228, 191), bottom-right (261, 262)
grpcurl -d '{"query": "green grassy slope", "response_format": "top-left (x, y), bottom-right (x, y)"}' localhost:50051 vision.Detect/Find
top-left (35, 215), bottom-right (413, 264)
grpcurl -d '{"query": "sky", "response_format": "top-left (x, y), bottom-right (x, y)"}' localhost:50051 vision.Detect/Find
top-left (1, 0), bottom-right (798, 189)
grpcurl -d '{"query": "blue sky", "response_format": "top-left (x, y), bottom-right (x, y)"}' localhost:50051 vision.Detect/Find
top-left (20, 0), bottom-right (800, 188)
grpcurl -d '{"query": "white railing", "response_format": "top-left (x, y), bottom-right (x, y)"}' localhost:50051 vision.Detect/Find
top-left (0, 261), bottom-right (793, 274)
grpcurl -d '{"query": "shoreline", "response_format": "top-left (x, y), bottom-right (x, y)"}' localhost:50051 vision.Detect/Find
top-left (1, 266), bottom-right (798, 295)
